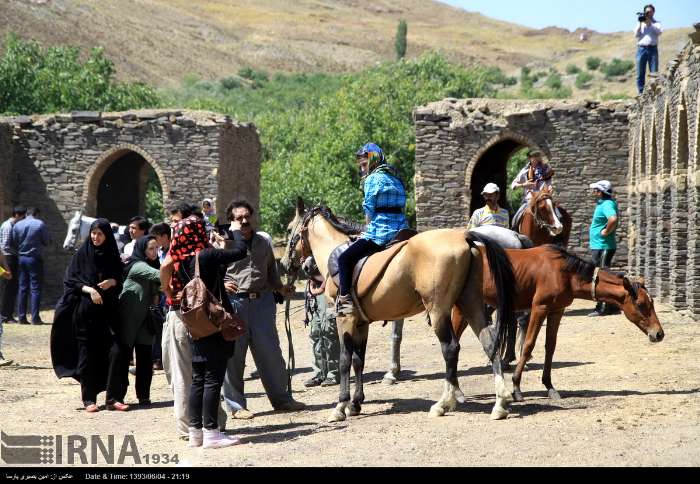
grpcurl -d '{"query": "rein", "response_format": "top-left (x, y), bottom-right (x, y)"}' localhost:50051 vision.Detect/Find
top-left (528, 194), bottom-right (559, 233)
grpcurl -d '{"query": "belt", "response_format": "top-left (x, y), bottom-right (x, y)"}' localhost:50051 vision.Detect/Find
top-left (233, 291), bottom-right (262, 300)
top-left (375, 206), bottom-right (403, 214)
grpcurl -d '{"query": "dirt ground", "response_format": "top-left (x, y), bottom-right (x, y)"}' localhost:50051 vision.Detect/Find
top-left (1, 298), bottom-right (699, 467)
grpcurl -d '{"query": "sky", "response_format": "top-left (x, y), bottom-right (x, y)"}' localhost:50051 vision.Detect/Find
top-left (440, 0), bottom-right (699, 33)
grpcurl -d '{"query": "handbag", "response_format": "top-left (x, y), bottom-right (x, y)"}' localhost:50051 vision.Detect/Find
top-left (180, 252), bottom-right (246, 341)
top-left (145, 304), bottom-right (165, 335)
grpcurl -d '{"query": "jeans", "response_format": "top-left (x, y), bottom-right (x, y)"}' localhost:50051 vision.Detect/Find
top-left (0, 255), bottom-right (19, 321)
top-left (189, 358), bottom-right (228, 430)
top-left (592, 249), bottom-right (616, 314)
top-left (636, 45), bottom-right (659, 94)
top-left (338, 238), bottom-right (381, 296)
top-left (18, 255), bottom-right (43, 323)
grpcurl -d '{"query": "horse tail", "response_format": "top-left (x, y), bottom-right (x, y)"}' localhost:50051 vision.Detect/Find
top-left (466, 232), bottom-right (516, 362)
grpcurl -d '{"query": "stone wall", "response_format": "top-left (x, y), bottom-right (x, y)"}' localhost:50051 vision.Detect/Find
top-left (414, 98), bottom-right (632, 267)
top-left (0, 110), bottom-right (261, 304)
top-left (0, 124), bottom-right (13, 220)
top-left (629, 33), bottom-right (700, 317)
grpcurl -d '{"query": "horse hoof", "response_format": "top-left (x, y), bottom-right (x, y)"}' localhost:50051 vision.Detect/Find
top-left (455, 390), bottom-right (466, 404)
top-left (382, 374), bottom-right (397, 385)
top-left (328, 409), bottom-right (347, 422)
top-left (513, 390), bottom-right (525, 402)
top-left (428, 405), bottom-right (445, 418)
top-left (548, 389), bottom-right (562, 400)
top-left (490, 406), bottom-right (509, 420)
top-left (345, 405), bottom-right (360, 417)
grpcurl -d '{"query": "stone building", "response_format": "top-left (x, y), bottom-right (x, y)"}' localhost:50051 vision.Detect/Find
top-left (0, 109), bottom-right (261, 302)
top-left (628, 31), bottom-right (700, 317)
top-left (413, 98), bottom-right (633, 266)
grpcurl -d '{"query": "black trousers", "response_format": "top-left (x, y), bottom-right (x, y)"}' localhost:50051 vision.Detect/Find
top-left (338, 239), bottom-right (382, 296)
top-left (189, 358), bottom-right (228, 430)
top-left (0, 255), bottom-right (18, 321)
top-left (591, 249), bottom-right (616, 314)
top-left (78, 340), bottom-right (105, 406)
top-left (106, 341), bottom-right (153, 403)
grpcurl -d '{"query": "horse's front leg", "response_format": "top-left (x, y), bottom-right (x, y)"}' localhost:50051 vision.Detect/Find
top-left (347, 321), bottom-right (369, 416)
top-left (542, 310), bottom-right (564, 400)
top-left (382, 319), bottom-right (404, 385)
top-left (429, 311), bottom-right (460, 418)
top-left (328, 314), bottom-right (355, 422)
top-left (512, 307), bottom-right (547, 402)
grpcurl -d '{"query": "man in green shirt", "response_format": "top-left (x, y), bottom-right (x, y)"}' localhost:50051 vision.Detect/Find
top-left (588, 180), bottom-right (619, 317)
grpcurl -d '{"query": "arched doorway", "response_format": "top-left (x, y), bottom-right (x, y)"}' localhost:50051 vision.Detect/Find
top-left (467, 135), bottom-right (545, 217)
top-left (84, 145), bottom-right (169, 225)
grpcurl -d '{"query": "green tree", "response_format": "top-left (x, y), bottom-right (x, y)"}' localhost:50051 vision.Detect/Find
top-left (600, 58), bottom-right (634, 79)
top-left (566, 64), bottom-right (581, 75)
top-left (586, 57), bottom-right (602, 71)
top-left (395, 20), bottom-right (408, 59)
top-left (144, 170), bottom-right (165, 223)
top-left (506, 148), bottom-right (528, 211)
top-left (0, 33), bottom-right (159, 115)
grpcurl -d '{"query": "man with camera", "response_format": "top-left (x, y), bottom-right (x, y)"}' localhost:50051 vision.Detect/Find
top-left (635, 4), bottom-right (662, 94)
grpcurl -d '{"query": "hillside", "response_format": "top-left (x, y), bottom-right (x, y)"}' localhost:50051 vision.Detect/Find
top-left (0, 0), bottom-right (693, 95)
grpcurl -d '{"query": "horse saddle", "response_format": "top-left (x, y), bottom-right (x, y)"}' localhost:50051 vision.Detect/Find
top-left (327, 229), bottom-right (417, 299)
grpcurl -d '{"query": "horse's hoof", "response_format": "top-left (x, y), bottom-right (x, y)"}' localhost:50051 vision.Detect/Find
top-left (345, 405), bottom-right (360, 417)
top-left (382, 373), bottom-right (397, 385)
top-left (455, 390), bottom-right (466, 404)
top-left (513, 390), bottom-right (525, 402)
top-left (428, 405), bottom-right (446, 418)
top-left (490, 406), bottom-right (509, 420)
top-left (328, 409), bottom-right (347, 422)
top-left (548, 389), bottom-right (562, 400)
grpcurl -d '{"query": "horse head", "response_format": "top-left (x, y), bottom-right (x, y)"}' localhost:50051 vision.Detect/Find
top-left (63, 211), bottom-right (83, 251)
top-left (619, 276), bottom-right (665, 343)
top-left (281, 197), bottom-right (311, 275)
top-left (529, 189), bottom-right (564, 237)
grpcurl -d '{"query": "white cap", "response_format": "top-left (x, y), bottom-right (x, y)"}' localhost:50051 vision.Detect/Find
top-left (589, 180), bottom-right (613, 196)
top-left (481, 183), bottom-right (500, 195)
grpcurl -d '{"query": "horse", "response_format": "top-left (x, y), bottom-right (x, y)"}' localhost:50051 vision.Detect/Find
top-left (516, 188), bottom-right (572, 247)
top-left (384, 225), bottom-right (532, 384)
top-left (63, 211), bottom-right (127, 251)
top-left (451, 244), bottom-right (664, 402)
top-left (281, 199), bottom-right (518, 421)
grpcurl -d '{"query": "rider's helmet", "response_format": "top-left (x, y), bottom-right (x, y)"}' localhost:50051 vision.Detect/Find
top-left (356, 143), bottom-right (385, 173)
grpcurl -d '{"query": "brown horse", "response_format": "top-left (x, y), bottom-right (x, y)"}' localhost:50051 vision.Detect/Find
top-left (281, 200), bottom-right (518, 421)
top-left (517, 188), bottom-right (572, 247)
top-left (452, 244), bottom-right (664, 402)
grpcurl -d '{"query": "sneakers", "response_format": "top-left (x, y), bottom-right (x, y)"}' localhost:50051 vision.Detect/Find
top-left (304, 375), bottom-right (325, 387)
top-left (335, 294), bottom-right (355, 316)
top-left (274, 399), bottom-right (306, 412)
top-left (587, 311), bottom-right (604, 318)
top-left (202, 428), bottom-right (242, 449)
top-left (106, 401), bottom-right (130, 411)
top-left (231, 408), bottom-right (254, 420)
top-left (0, 353), bottom-right (12, 367)
top-left (188, 427), bottom-right (203, 448)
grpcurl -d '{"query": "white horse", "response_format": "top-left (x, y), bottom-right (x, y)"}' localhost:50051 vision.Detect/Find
top-left (63, 211), bottom-right (128, 251)
top-left (386, 225), bottom-right (533, 387)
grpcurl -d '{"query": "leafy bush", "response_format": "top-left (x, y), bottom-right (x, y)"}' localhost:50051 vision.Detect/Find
top-left (600, 58), bottom-right (634, 79)
top-left (220, 76), bottom-right (242, 90)
top-left (566, 64), bottom-right (581, 75)
top-left (238, 67), bottom-right (269, 88)
top-left (144, 170), bottom-right (165, 223)
top-left (0, 33), bottom-right (159, 115)
top-left (575, 71), bottom-right (594, 89)
top-left (586, 57), bottom-right (602, 71)
top-left (544, 71), bottom-right (563, 90)
top-left (506, 148), bottom-right (528, 211)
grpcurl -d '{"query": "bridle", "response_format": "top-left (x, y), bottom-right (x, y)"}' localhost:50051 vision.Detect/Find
top-left (529, 193), bottom-right (560, 234)
top-left (285, 207), bottom-right (322, 274)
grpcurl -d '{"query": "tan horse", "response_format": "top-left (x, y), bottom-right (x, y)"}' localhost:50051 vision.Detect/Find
top-left (281, 199), bottom-right (517, 421)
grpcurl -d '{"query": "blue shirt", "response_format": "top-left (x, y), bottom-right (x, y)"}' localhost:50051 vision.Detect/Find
top-left (361, 168), bottom-right (408, 245)
top-left (11, 216), bottom-right (50, 258)
top-left (589, 199), bottom-right (618, 250)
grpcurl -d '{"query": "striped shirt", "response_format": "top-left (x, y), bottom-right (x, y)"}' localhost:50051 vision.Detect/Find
top-left (361, 168), bottom-right (408, 246)
top-left (467, 206), bottom-right (510, 231)
top-left (0, 218), bottom-right (15, 256)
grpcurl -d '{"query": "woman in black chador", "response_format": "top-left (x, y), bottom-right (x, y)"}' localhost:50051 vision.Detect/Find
top-left (51, 218), bottom-right (124, 413)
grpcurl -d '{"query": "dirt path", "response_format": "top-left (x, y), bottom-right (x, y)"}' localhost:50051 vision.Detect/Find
top-left (1, 299), bottom-right (698, 467)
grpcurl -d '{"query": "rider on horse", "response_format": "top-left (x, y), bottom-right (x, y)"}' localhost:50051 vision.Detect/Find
top-left (335, 143), bottom-right (408, 316)
top-left (467, 183), bottom-right (510, 231)
top-left (510, 149), bottom-right (555, 230)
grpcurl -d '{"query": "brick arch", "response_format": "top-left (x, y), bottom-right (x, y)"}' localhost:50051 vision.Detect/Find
top-left (662, 101), bottom-right (672, 174)
top-left (82, 144), bottom-right (170, 217)
top-left (637, 120), bottom-right (646, 182)
top-left (676, 91), bottom-right (689, 172)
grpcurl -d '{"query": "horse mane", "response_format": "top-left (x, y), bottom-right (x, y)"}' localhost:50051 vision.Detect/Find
top-left (545, 245), bottom-right (596, 282)
top-left (306, 204), bottom-right (364, 236)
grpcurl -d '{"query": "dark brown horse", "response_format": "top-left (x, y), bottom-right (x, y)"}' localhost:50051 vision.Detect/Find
top-left (517, 188), bottom-right (572, 247)
top-left (452, 244), bottom-right (664, 402)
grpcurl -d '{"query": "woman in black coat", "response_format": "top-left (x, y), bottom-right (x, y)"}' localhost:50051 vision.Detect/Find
top-left (50, 218), bottom-right (124, 413)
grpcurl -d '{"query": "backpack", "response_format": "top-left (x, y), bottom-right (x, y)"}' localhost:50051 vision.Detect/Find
top-left (180, 252), bottom-right (246, 341)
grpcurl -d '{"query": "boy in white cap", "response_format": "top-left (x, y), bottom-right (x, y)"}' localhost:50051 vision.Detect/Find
top-left (588, 180), bottom-right (619, 317)
top-left (467, 182), bottom-right (510, 231)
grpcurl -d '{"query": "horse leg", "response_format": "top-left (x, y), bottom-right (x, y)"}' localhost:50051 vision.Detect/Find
top-left (328, 315), bottom-right (356, 422)
top-left (512, 308), bottom-right (547, 402)
top-left (500, 311), bottom-right (518, 369)
top-left (542, 310), bottom-right (564, 400)
top-left (347, 322), bottom-right (370, 417)
top-left (429, 312), bottom-right (460, 418)
top-left (516, 311), bottom-right (530, 365)
top-left (383, 319), bottom-right (404, 385)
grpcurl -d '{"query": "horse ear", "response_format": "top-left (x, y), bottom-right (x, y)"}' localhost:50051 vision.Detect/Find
top-left (622, 276), bottom-right (633, 292)
top-left (295, 197), bottom-right (305, 216)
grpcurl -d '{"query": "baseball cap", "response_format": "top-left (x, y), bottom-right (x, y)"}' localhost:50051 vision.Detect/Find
top-left (589, 180), bottom-right (613, 196)
top-left (481, 183), bottom-right (500, 195)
